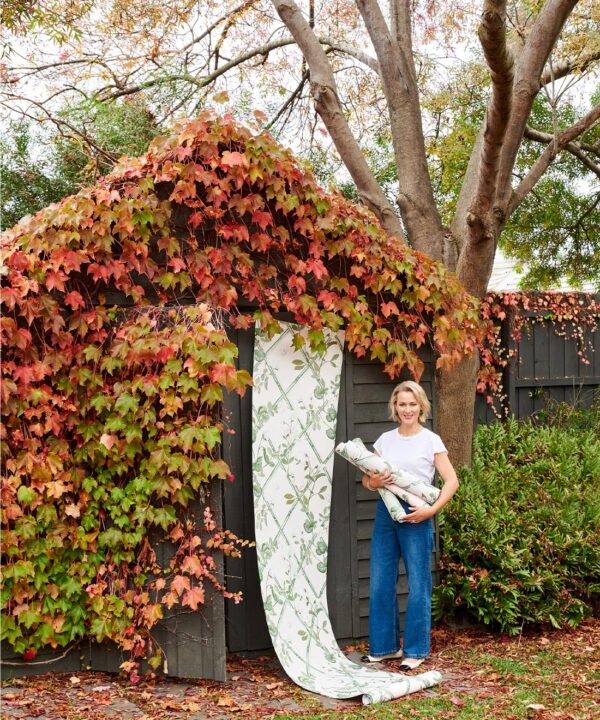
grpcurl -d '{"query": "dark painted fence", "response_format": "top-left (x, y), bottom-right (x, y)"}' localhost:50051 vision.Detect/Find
top-left (475, 299), bottom-right (600, 424)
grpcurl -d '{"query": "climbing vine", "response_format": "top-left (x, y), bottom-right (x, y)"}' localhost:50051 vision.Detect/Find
top-left (1, 111), bottom-right (485, 672)
top-left (478, 291), bottom-right (600, 412)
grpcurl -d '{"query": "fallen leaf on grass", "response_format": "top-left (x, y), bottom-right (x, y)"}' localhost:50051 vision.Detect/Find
top-left (4, 698), bottom-right (34, 707)
top-left (450, 696), bottom-right (466, 706)
top-left (181, 701), bottom-right (202, 712)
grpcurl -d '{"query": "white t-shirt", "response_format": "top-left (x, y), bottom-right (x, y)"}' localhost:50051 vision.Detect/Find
top-left (373, 427), bottom-right (447, 486)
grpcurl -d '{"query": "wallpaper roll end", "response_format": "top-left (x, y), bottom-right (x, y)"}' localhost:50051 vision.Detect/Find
top-left (361, 670), bottom-right (443, 705)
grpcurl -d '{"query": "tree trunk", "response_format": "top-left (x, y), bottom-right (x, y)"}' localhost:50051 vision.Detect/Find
top-left (438, 214), bottom-right (498, 468)
top-left (435, 351), bottom-right (480, 468)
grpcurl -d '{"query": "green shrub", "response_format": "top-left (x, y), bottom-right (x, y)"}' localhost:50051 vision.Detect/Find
top-left (434, 402), bottom-right (600, 634)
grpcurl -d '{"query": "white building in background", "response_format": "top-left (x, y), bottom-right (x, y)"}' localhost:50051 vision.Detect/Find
top-left (487, 248), bottom-right (596, 293)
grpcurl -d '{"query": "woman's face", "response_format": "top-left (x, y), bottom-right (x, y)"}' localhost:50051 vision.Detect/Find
top-left (394, 391), bottom-right (421, 427)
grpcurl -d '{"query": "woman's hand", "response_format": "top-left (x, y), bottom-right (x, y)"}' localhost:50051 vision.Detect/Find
top-left (401, 451), bottom-right (460, 523)
top-left (400, 505), bottom-right (435, 523)
top-left (361, 469), bottom-right (392, 491)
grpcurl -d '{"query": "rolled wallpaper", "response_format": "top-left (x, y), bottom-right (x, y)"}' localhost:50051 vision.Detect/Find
top-left (335, 438), bottom-right (440, 507)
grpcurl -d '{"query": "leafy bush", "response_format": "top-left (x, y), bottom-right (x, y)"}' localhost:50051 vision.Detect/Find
top-left (434, 401), bottom-right (600, 634)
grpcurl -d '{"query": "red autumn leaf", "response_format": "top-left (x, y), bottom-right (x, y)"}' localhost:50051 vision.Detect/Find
top-left (181, 554), bottom-right (203, 577)
top-left (209, 363), bottom-right (237, 387)
top-left (45, 270), bottom-right (68, 292)
top-left (99, 434), bottom-right (116, 450)
top-left (450, 697), bottom-right (466, 706)
top-left (381, 301), bottom-right (400, 318)
top-left (53, 249), bottom-right (88, 273)
top-left (171, 575), bottom-right (190, 597)
top-left (11, 328), bottom-right (33, 350)
top-left (306, 258), bottom-right (327, 280)
top-left (249, 232), bottom-right (272, 252)
top-left (13, 365), bottom-right (35, 385)
top-left (168, 257), bottom-right (187, 272)
top-left (182, 585), bottom-right (205, 610)
top-left (251, 210), bottom-right (272, 230)
top-left (64, 291), bottom-right (86, 310)
top-left (221, 151), bottom-right (247, 168)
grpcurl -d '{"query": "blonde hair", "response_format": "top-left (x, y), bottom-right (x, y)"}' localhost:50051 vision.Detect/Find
top-left (389, 381), bottom-right (431, 423)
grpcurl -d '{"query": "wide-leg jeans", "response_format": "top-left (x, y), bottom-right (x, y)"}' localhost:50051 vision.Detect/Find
top-left (368, 498), bottom-right (434, 659)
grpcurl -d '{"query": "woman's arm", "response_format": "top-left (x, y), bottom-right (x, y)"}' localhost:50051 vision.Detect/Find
top-left (401, 451), bottom-right (459, 523)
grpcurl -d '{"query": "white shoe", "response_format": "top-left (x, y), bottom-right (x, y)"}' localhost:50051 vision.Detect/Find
top-left (360, 649), bottom-right (404, 663)
top-left (398, 657), bottom-right (425, 671)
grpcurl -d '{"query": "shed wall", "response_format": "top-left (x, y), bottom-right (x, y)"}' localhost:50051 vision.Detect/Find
top-left (222, 333), bottom-right (439, 652)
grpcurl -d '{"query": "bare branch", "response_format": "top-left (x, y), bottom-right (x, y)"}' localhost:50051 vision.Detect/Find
top-left (96, 37), bottom-right (299, 100)
top-left (509, 102), bottom-right (600, 216)
top-left (524, 124), bottom-right (600, 179)
top-left (89, 33), bottom-right (377, 104)
top-left (0, 642), bottom-right (80, 667)
top-left (271, 0), bottom-right (406, 241)
top-left (267, 69), bottom-right (310, 129)
top-left (178, 0), bottom-right (260, 55)
top-left (3, 94), bottom-right (119, 166)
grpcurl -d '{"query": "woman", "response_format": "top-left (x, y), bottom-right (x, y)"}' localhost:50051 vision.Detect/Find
top-left (361, 380), bottom-right (459, 671)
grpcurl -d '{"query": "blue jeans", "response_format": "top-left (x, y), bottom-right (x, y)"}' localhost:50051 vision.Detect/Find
top-left (369, 499), bottom-right (434, 658)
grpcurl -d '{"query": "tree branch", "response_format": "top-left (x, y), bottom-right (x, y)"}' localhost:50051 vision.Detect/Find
top-left (3, 93), bottom-right (119, 166)
top-left (524, 124), bottom-right (600, 179)
top-left (319, 37), bottom-right (379, 72)
top-left (509, 102), bottom-right (600, 216)
top-left (97, 37), bottom-right (300, 100)
top-left (0, 642), bottom-right (80, 667)
top-left (540, 49), bottom-right (600, 85)
top-left (93, 33), bottom-right (378, 103)
top-left (495, 0), bottom-right (578, 212)
top-left (178, 0), bottom-right (259, 55)
top-left (469, 0), bottom-right (514, 221)
top-left (267, 68), bottom-right (310, 129)
top-left (271, 0), bottom-right (406, 241)
top-left (355, 0), bottom-right (443, 257)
